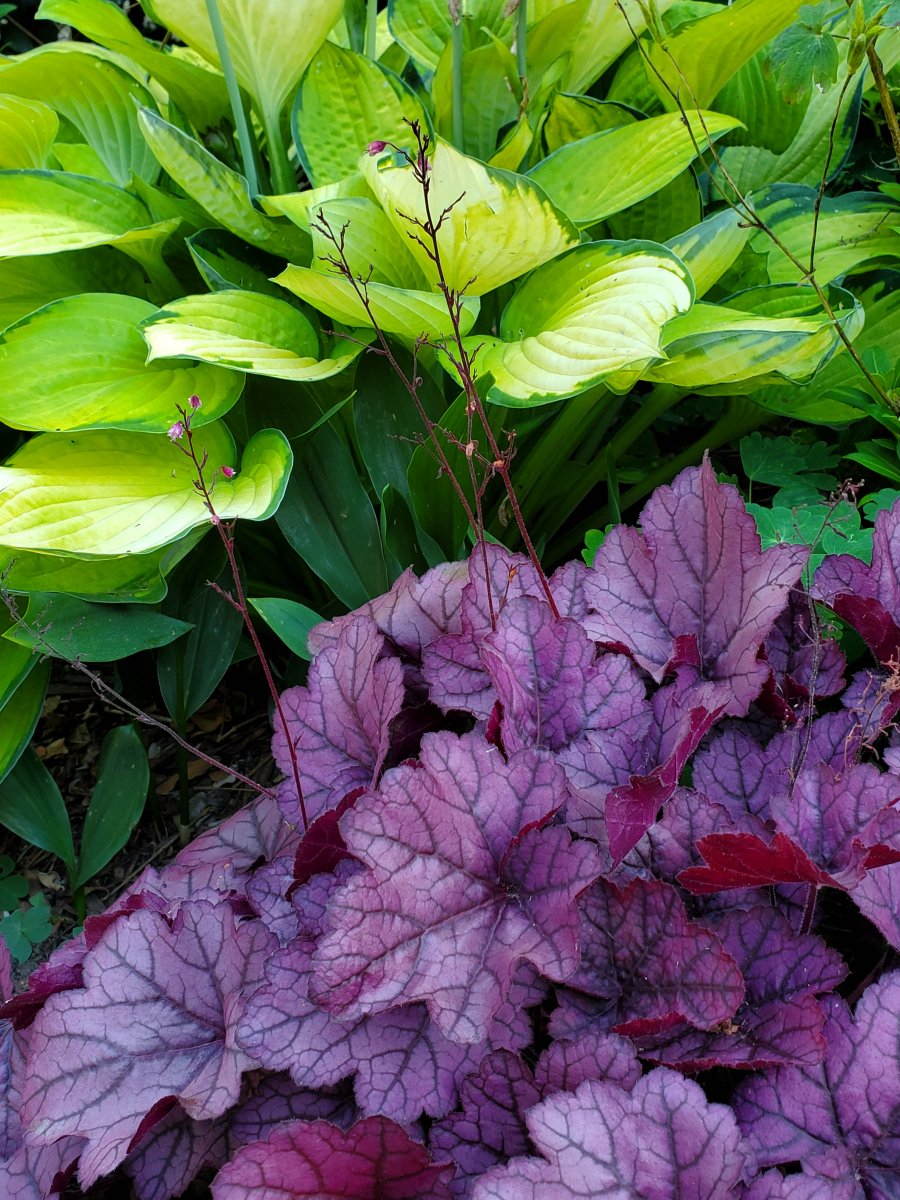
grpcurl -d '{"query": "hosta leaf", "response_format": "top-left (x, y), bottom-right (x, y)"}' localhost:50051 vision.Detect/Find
top-left (460, 239), bottom-right (693, 406)
top-left (527, 110), bottom-right (741, 226)
top-left (0, 96), bottom-right (57, 170)
top-left (37, 0), bottom-right (230, 131)
top-left (0, 45), bottom-right (159, 185)
top-left (387, 0), bottom-right (512, 71)
top-left (311, 731), bottom-right (601, 1044)
top-left (473, 1070), bottom-right (751, 1200)
top-left (649, 0), bottom-right (807, 109)
top-left (666, 207), bottom-right (752, 298)
top-left (0, 246), bottom-right (146, 331)
top-left (211, 1117), bottom-right (454, 1200)
top-left (644, 284), bottom-right (862, 390)
top-left (143, 0), bottom-right (342, 134)
top-left (309, 196), bottom-right (427, 290)
top-left (562, 0), bottom-right (679, 92)
top-left (0, 425), bottom-right (292, 557)
top-left (584, 458), bottom-right (807, 711)
top-left (432, 39), bottom-right (519, 162)
top-left (543, 93), bottom-right (637, 154)
top-left (186, 228), bottom-right (289, 298)
top-left (362, 138), bottom-right (579, 294)
top-left (22, 902), bottom-right (276, 1187)
top-left (0, 170), bottom-right (168, 258)
top-left (141, 291), bottom-right (366, 383)
top-left (0, 293), bottom-right (242, 432)
top-left (733, 975), bottom-right (900, 1199)
top-left (294, 41), bottom-right (428, 186)
top-left (276, 264), bottom-right (478, 339)
top-left (136, 108), bottom-right (308, 260)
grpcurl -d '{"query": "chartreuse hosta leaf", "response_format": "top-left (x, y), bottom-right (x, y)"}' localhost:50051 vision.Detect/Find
top-left (432, 38), bottom-right (519, 162)
top-left (387, 0), bottom-right (513, 71)
top-left (0, 96), bottom-right (57, 169)
top-left (308, 197), bottom-right (428, 291)
top-left (0, 44), bottom-right (159, 185)
top-left (0, 424), bottom-right (291, 557)
top-left (293, 41), bottom-right (428, 187)
top-left (0, 248), bottom-right (146, 331)
top-left (36, 0), bottom-right (230, 132)
top-left (562, 0), bottom-right (679, 93)
top-left (0, 293), bottom-right (242, 432)
top-left (143, 0), bottom-right (341, 145)
top-left (543, 93), bottom-right (638, 153)
top-left (140, 291), bottom-right (370, 383)
top-left (528, 110), bottom-right (742, 226)
top-left (644, 283), bottom-right (863, 391)
top-left (666, 208), bottom-right (752, 299)
top-left (458, 240), bottom-right (693, 407)
top-left (136, 107), bottom-right (308, 261)
top-left (363, 138), bottom-right (579, 294)
top-left (648, 0), bottom-right (806, 109)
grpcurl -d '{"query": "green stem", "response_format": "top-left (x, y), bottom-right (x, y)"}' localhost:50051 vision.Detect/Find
top-left (205, 0), bottom-right (259, 195)
top-left (366, 0), bottom-right (378, 59)
top-left (516, 0), bottom-right (527, 81)
top-left (262, 106), bottom-right (294, 194)
top-left (451, 7), bottom-right (465, 148)
top-left (72, 884), bottom-right (86, 926)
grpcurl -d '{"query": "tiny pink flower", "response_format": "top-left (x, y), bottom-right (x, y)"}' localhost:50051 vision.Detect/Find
top-left (220, 464), bottom-right (236, 479)
top-left (167, 421), bottom-right (185, 441)
top-left (366, 140), bottom-right (387, 156)
top-left (189, 394), bottom-right (202, 410)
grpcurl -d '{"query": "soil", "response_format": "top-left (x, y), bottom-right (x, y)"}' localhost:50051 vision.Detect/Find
top-left (2, 655), bottom-right (278, 989)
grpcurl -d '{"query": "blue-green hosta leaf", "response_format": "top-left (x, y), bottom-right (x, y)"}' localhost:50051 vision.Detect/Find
top-left (140, 291), bottom-right (369, 382)
top-left (666, 208), bottom-right (752, 298)
top-left (645, 283), bottom-right (862, 390)
top-left (0, 293), bottom-right (242, 432)
top-left (0, 247), bottom-right (147, 331)
top-left (751, 188), bottom-right (900, 284)
top-left (648, 0), bottom-right (807, 109)
top-left (144, 0), bottom-right (342, 134)
top-left (36, 0), bottom-right (230, 131)
top-left (459, 240), bottom-right (694, 406)
top-left (0, 45), bottom-right (159, 185)
top-left (276, 263), bottom-right (479, 340)
top-left (293, 41), bottom-right (428, 186)
top-left (309, 196), bottom-right (427, 290)
top-left (186, 228), bottom-right (288, 298)
top-left (528, 110), bottom-right (742, 226)
top-left (363, 138), bottom-right (579, 294)
top-left (0, 171), bottom-right (174, 260)
top-left (136, 107), bottom-right (308, 260)
top-left (387, 0), bottom-right (513, 71)
top-left (0, 96), bottom-right (57, 169)
top-left (0, 424), bottom-right (292, 557)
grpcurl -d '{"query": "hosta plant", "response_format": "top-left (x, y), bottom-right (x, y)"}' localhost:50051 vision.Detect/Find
top-left (1, 460), bottom-right (898, 1199)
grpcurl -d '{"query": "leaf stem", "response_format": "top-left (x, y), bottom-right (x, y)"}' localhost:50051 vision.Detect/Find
top-left (451, 4), bottom-right (465, 149)
top-left (204, 0), bottom-right (260, 195)
top-left (366, 0), bottom-right (378, 59)
top-left (516, 0), bottom-right (527, 81)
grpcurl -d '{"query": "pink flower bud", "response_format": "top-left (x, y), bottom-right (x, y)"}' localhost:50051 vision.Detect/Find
top-left (366, 140), bottom-right (387, 156)
top-left (220, 464), bottom-right (236, 479)
top-left (167, 421), bottom-right (185, 442)
top-left (189, 394), bottom-right (202, 410)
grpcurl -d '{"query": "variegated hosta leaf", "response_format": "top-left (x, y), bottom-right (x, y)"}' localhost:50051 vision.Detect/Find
top-left (294, 41), bottom-right (428, 187)
top-left (0, 95), bottom-right (57, 170)
top-left (0, 293), bottom-right (242, 432)
top-left (528, 110), bottom-right (742, 226)
top-left (0, 247), bottom-right (146, 332)
top-left (276, 264), bottom-right (480, 340)
top-left (140, 291), bottom-right (370, 382)
top-left (644, 284), bottom-right (863, 391)
top-left (457, 240), bottom-right (693, 407)
top-left (0, 424), bottom-right (292, 557)
top-left (309, 197), bottom-right (428, 291)
top-left (666, 209), bottom-right (752, 299)
top-left (0, 44), bottom-right (159, 185)
top-left (143, 0), bottom-right (342, 134)
top-left (362, 138), bottom-right (579, 294)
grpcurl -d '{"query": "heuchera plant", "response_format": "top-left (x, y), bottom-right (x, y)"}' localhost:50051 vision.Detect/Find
top-left (2, 460), bottom-right (899, 1199)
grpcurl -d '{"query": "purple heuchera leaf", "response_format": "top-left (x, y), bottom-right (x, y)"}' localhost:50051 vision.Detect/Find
top-left (230, 1075), bottom-right (357, 1144)
top-left (273, 615), bottom-right (405, 822)
top-left (564, 878), bottom-right (744, 1035)
top-left (633, 905), bottom-right (845, 1070)
top-left (853, 861), bottom-right (900, 950)
top-left (123, 1104), bottom-right (231, 1200)
top-left (764, 588), bottom-right (846, 707)
top-left (308, 562), bottom-right (468, 658)
top-left (471, 1069), bottom-right (752, 1200)
top-left (745, 1167), bottom-right (860, 1200)
top-left (21, 901), bottom-right (276, 1187)
top-left (533, 1029), bottom-right (642, 1095)
top-left (583, 456), bottom-right (808, 714)
top-left (311, 731), bottom-right (601, 1043)
top-left (734, 972), bottom-right (900, 1199)
top-left (814, 498), bottom-right (900, 664)
top-left (211, 1117), bottom-right (454, 1200)
top-left (430, 1050), bottom-right (541, 1198)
